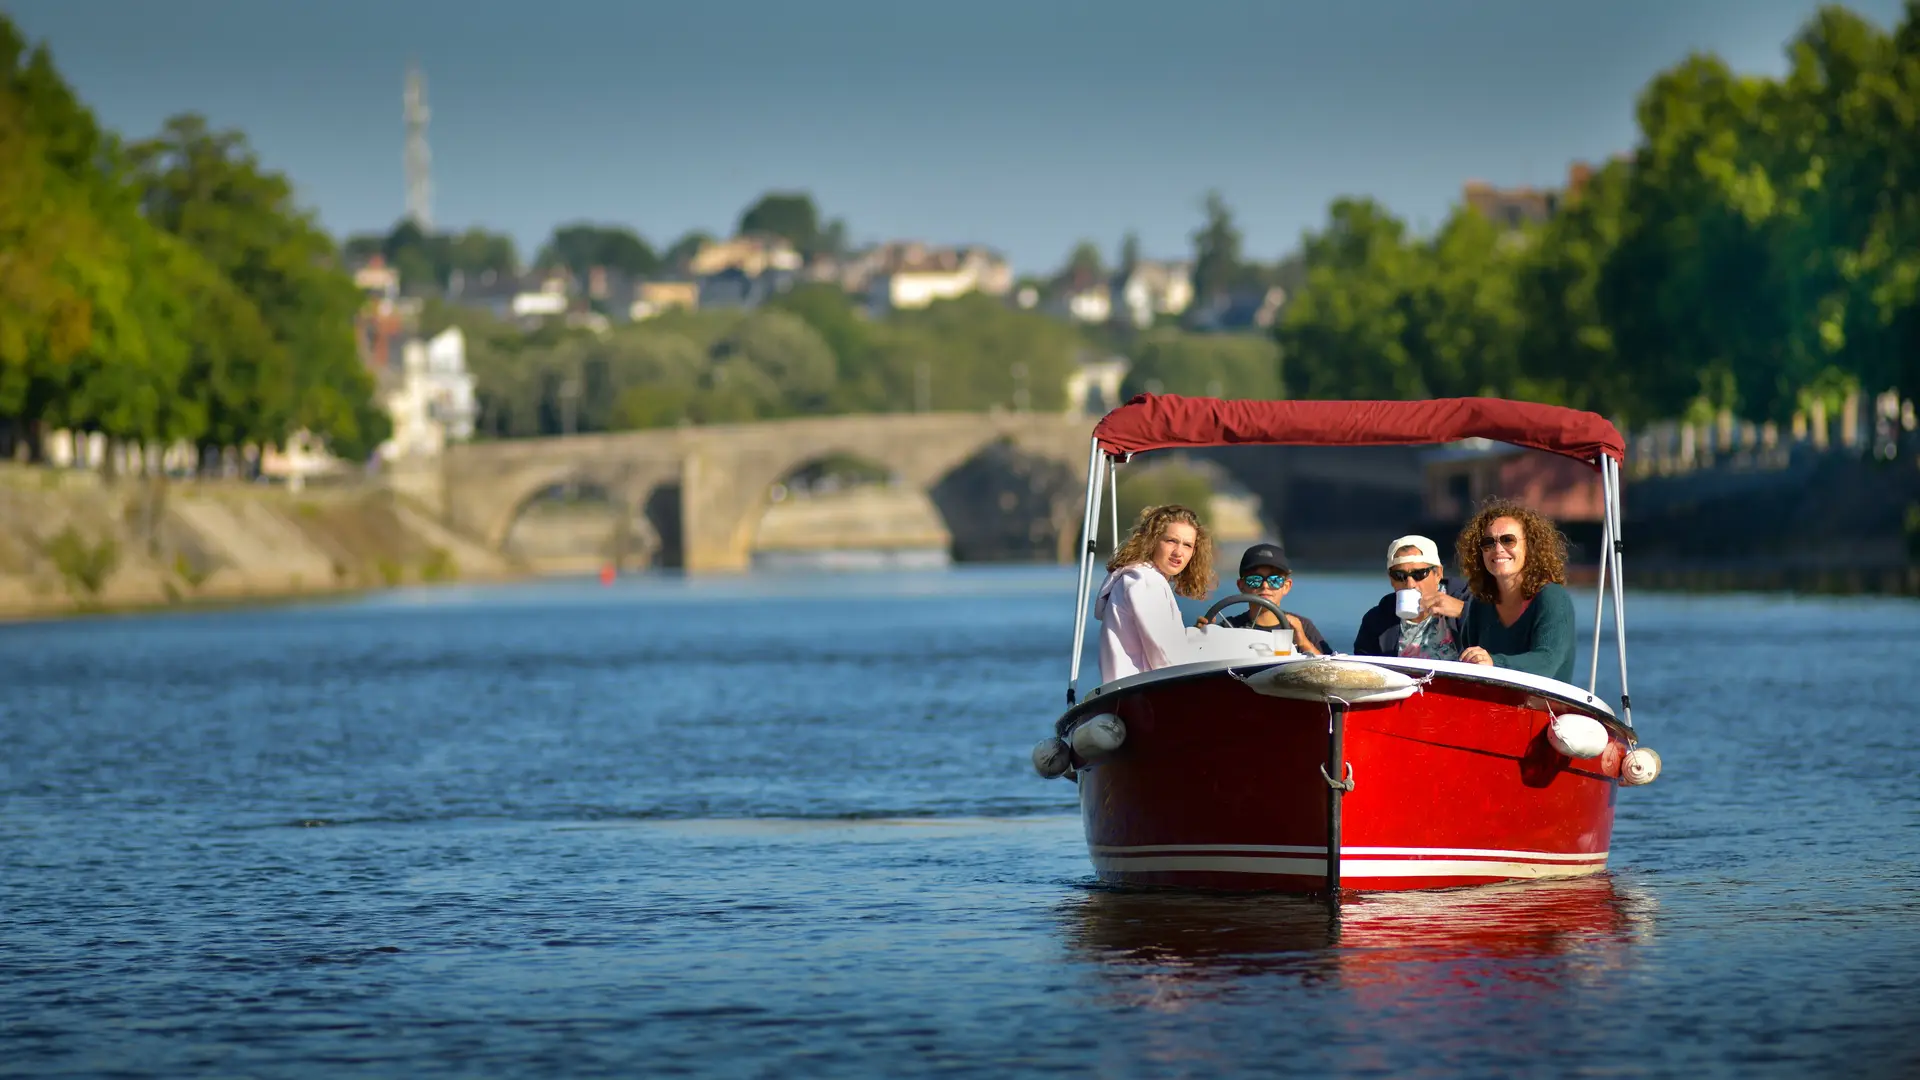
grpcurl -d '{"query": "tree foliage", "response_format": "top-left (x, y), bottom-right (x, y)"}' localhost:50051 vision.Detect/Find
top-left (1278, 2), bottom-right (1920, 428)
top-left (535, 222), bottom-right (659, 281)
top-left (0, 16), bottom-right (387, 464)
top-left (446, 284), bottom-right (1115, 437)
top-left (1188, 191), bottom-right (1244, 320)
top-left (1121, 330), bottom-right (1281, 400)
top-left (345, 219), bottom-right (520, 294)
top-left (662, 230), bottom-right (714, 272)
top-left (737, 192), bottom-right (821, 253)
top-left (1059, 240), bottom-right (1105, 286)
top-left (1114, 463), bottom-right (1215, 534)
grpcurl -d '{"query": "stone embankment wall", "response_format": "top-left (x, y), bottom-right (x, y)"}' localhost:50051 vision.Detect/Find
top-left (1618, 451), bottom-right (1920, 596)
top-left (0, 466), bottom-right (518, 622)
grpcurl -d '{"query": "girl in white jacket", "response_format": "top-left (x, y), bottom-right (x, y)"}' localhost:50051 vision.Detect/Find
top-left (1094, 504), bottom-right (1217, 684)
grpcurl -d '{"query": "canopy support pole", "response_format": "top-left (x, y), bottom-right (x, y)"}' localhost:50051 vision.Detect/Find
top-left (1588, 459), bottom-right (1612, 695)
top-left (1066, 439), bottom-right (1108, 706)
top-left (1604, 455), bottom-right (1633, 729)
top-left (1108, 459), bottom-right (1121, 559)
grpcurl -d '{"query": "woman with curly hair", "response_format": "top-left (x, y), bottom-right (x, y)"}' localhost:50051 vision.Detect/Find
top-left (1455, 498), bottom-right (1577, 685)
top-left (1094, 503), bottom-right (1217, 683)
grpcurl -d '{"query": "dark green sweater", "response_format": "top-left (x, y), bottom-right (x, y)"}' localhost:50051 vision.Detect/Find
top-left (1460, 581), bottom-right (1576, 685)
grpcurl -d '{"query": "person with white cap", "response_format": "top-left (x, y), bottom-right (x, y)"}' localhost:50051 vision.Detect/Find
top-left (1351, 534), bottom-right (1469, 660)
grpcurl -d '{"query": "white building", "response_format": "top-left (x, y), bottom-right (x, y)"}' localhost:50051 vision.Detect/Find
top-left (1112, 260), bottom-right (1194, 327)
top-left (1046, 282), bottom-right (1112, 324)
top-left (857, 243), bottom-right (1015, 313)
top-left (868, 265), bottom-right (984, 312)
top-left (381, 326), bottom-right (478, 462)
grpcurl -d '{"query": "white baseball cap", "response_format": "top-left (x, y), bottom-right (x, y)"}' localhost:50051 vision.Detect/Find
top-left (1386, 535), bottom-right (1442, 569)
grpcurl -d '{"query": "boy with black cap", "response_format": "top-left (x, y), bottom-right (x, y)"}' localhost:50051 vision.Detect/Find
top-left (1205, 542), bottom-right (1332, 656)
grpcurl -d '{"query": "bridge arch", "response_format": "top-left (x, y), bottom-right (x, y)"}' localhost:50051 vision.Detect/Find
top-left (441, 412), bottom-right (1098, 572)
top-left (678, 414), bottom-right (1094, 571)
top-left (928, 438), bottom-right (1085, 562)
top-left (480, 455), bottom-right (686, 563)
top-left (750, 452), bottom-right (946, 564)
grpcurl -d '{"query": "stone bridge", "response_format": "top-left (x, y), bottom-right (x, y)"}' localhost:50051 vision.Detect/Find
top-left (432, 411), bottom-right (1101, 571)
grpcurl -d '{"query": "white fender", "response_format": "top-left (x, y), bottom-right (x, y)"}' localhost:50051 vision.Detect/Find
top-left (1031, 737), bottom-right (1072, 779)
top-left (1068, 713), bottom-right (1126, 760)
top-left (1242, 658), bottom-right (1419, 704)
top-left (1621, 746), bottom-right (1662, 786)
top-left (1547, 714), bottom-right (1609, 759)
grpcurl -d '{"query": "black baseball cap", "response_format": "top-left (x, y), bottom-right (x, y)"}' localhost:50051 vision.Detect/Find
top-left (1239, 543), bottom-right (1290, 578)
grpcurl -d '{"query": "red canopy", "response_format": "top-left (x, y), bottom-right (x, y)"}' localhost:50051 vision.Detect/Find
top-left (1093, 394), bottom-right (1625, 467)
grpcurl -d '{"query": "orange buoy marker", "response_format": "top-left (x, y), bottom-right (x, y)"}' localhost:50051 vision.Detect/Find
top-left (599, 564), bottom-right (616, 586)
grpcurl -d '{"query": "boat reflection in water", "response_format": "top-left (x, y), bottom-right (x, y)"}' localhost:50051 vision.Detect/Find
top-left (1056, 875), bottom-right (1658, 1018)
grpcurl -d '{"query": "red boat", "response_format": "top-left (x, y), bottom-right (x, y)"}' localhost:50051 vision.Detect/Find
top-left (1032, 395), bottom-right (1664, 896)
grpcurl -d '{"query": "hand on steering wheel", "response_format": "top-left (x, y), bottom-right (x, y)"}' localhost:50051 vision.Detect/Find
top-left (1199, 593), bottom-right (1286, 626)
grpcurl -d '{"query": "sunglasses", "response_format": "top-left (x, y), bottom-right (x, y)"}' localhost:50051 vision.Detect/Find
top-left (1240, 574), bottom-right (1289, 590)
top-left (1389, 566), bottom-right (1437, 584)
top-left (1479, 533), bottom-right (1522, 551)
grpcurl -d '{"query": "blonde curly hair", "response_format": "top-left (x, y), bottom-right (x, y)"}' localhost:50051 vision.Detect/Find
top-left (1108, 503), bottom-right (1217, 599)
top-left (1456, 498), bottom-right (1569, 604)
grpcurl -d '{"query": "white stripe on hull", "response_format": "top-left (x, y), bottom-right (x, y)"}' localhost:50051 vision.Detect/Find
top-left (1092, 854), bottom-right (1609, 880)
top-left (1090, 844), bottom-right (1609, 863)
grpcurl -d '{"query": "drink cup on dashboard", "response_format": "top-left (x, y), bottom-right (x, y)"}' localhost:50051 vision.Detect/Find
top-left (1271, 628), bottom-right (1295, 655)
top-left (1395, 588), bottom-right (1422, 620)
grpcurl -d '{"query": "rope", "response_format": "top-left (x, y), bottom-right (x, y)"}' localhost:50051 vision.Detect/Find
top-left (1319, 761), bottom-right (1355, 791)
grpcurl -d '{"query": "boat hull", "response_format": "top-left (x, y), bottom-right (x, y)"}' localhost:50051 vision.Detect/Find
top-left (1071, 660), bottom-right (1627, 893)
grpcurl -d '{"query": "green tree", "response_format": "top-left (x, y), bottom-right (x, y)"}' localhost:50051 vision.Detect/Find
top-left (1188, 191), bottom-right (1244, 323)
top-left (663, 230), bottom-right (713, 272)
top-left (610, 333), bottom-right (706, 429)
top-left (1059, 240), bottom-right (1105, 286)
top-left (1276, 198), bottom-right (1424, 399)
top-left (535, 222), bottom-right (659, 280)
top-left (0, 88), bottom-right (100, 416)
top-left (376, 218), bottom-right (443, 293)
top-left (1114, 463), bottom-right (1215, 534)
top-left (446, 227), bottom-right (519, 282)
top-left (2, 20), bottom-right (194, 459)
top-left (1400, 206), bottom-right (1528, 399)
top-left (886, 293), bottom-right (1084, 412)
top-left (1121, 329), bottom-right (1281, 400)
top-left (737, 191), bottom-right (821, 253)
top-left (817, 217), bottom-right (850, 259)
top-left (767, 283), bottom-right (886, 411)
top-left (1515, 160), bottom-right (1633, 416)
top-left (128, 113), bottom-right (386, 458)
top-left (712, 310), bottom-right (838, 415)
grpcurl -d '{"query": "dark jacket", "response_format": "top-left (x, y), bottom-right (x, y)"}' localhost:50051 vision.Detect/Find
top-left (1352, 577), bottom-right (1470, 660)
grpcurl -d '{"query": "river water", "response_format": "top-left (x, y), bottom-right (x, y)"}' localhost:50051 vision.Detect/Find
top-left (3, 568), bottom-right (1917, 1078)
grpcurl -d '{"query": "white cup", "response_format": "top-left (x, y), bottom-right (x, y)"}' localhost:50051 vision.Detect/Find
top-left (1270, 628), bottom-right (1295, 655)
top-left (1394, 588), bottom-right (1422, 620)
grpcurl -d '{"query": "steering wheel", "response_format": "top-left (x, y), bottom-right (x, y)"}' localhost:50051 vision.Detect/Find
top-left (1201, 593), bottom-right (1286, 625)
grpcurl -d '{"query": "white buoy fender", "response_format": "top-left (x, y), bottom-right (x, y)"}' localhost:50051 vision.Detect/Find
top-left (1068, 713), bottom-right (1126, 760)
top-left (1621, 746), bottom-right (1662, 786)
top-left (1547, 714), bottom-right (1609, 759)
top-left (1031, 737), bottom-right (1072, 779)
top-left (1243, 658), bottom-right (1419, 704)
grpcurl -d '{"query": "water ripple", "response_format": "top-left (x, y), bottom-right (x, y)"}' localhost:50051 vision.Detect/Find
top-left (3, 569), bottom-right (1917, 1078)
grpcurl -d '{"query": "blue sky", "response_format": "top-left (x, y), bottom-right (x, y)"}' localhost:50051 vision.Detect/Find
top-left (6, 0), bottom-right (1909, 273)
